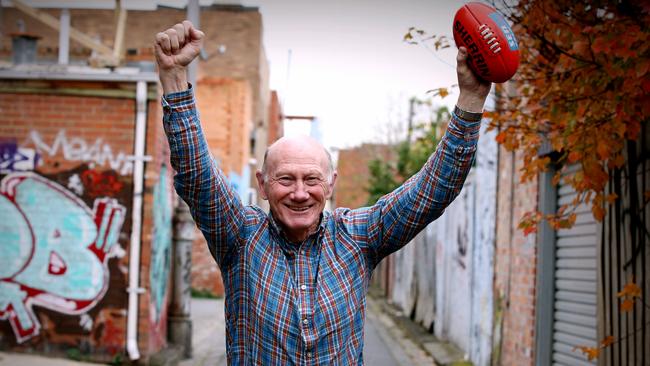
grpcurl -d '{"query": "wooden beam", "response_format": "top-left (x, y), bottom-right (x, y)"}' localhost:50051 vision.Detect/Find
top-left (58, 9), bottom-right (70, 64)
top-left (284, 115), bottom-right (316, 121)
top-left (9, 0), bottom-right (113, 56)
top-left (112, 2), bottom-right (128, 63)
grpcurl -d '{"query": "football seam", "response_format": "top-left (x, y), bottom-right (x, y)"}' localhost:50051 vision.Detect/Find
top-left (463, 4), bottom-right (508, 81)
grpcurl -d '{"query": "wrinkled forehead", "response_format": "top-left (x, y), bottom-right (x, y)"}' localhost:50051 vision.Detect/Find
top-left (265, 137), bottom-right (331, 174)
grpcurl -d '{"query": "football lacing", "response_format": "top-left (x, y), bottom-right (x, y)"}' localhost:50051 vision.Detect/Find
top-left (478, 24), bottom-right (501, 54)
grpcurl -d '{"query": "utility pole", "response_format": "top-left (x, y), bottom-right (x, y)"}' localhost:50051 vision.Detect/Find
top-left (187, 0), bottom-right (199, 87)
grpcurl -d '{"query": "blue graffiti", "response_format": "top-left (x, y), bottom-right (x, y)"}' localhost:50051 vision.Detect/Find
top-left (0, 173), bottom-right (125, 343)
top-left (228, 164), bottom-right (251, 204)
top-left (150, 165), bottom-right (172, 320)
top-left (0, 139), bottom-right (39, 173)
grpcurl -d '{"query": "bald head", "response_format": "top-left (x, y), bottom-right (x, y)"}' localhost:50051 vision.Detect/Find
top-left (261, 135), bottom-right (334, 180)
top-left (255, 135), bottom-right (337, 242)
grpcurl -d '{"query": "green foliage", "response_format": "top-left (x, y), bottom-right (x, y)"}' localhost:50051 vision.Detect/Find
top-left (110, 353), bottom-right (124, 365)
top-left (66, 348), bottom-right (83, 361)
top-left (365, 103), bottom-right (449, 205)
top-left (366, 159), bottom-right (399, 206)
top-left (191, 287), bottom-right (222, 299)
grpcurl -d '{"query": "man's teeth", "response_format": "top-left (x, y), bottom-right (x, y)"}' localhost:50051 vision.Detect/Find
top-left (290, 206), bottom-right (309, 211)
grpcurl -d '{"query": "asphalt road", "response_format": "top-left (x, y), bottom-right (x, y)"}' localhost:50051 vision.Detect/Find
top-left (0, 297), bottom-right (411, 366)
top-left (364, 314), bottom-right (401, 365)
top-left (183, 297), bottom-right (404, 366)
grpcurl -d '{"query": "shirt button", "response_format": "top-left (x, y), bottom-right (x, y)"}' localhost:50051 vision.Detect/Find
top-left (302, 318), bottom-right (308, 325)
top-left (300, 250), bottom-right (305, 255)
top-left (300, 284), bottom-right (307, 291)
top-left (307, 352), bottom-right (312, 358)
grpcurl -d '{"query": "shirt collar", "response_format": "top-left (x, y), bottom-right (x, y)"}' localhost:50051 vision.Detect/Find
top-left (267, 211), bottom-right (328, 244)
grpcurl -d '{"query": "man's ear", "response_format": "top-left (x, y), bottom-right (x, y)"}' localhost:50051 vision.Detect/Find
top-left (326, 170), bottom-right (338, 199)
top-left (255, 170), bottom-right (269, 200)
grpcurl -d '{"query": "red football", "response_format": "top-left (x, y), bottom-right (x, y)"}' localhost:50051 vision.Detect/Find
top-left (453, 2), bottom-right (519, 83)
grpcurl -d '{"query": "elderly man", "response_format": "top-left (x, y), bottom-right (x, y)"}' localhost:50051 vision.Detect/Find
top-left (156, 21), bottom-right (490, 365)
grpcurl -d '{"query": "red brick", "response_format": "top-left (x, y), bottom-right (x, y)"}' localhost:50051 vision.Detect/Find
top-left (335, 143), bottom-right (396, 209)
top-left (494, 146), bottom-right (539, 366)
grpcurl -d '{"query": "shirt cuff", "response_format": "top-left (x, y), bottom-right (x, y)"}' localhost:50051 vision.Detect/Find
top-left (161, 83), bottom-right (195, 112)
top-left (447, 113), bottom-right (481, 143)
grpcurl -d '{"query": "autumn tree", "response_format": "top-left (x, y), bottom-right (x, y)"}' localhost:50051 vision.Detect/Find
top-left (493, 1), bottom-right (650, 361)
top-left (406, 0), bottom-right (650, 361)
top-left (406, 0), bottom-right (649, 229)
top-left (489, 0), bottom-right (649, 232)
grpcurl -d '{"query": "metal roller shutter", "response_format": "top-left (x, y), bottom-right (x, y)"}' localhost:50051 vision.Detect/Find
top-left (552, 164), bottom-right (598, 366)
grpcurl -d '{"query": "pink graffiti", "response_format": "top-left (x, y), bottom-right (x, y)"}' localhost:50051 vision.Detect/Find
top-left (0, 173), bottom-right (126, 343)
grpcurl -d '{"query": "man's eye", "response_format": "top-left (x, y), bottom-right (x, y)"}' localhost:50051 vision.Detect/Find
top-left (278, 177), bottom-right (293, 186)
top-left (305, 177), bottom-right (321, 186)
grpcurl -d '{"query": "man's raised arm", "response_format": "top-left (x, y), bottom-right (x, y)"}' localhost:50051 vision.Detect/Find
top-left (362, 46), bottom-right (491, 262)
top-left (155, 21), bottom-right (245, 268)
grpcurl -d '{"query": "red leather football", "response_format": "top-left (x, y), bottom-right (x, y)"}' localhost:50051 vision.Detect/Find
top-left (453, 2), bottom-right (519, 83)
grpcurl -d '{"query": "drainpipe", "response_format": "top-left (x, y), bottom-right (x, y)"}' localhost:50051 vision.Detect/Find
top-left (169, 199), bottom-right (195, 358)
top-left (126, 80), bottom-right (148, 360)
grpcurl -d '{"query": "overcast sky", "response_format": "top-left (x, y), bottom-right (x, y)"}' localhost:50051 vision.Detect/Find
top-left (6, 0), bottom-right (471, 149)
top-left (240, 0), bottom-right (468, 149)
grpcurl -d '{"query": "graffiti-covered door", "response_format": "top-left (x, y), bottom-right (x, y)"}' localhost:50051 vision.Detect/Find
top-left (0, 92), bottom-right (138, 359)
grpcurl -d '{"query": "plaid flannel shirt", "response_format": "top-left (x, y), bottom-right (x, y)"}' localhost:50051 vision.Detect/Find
top-left (162, 86), bottom-right (480, 365)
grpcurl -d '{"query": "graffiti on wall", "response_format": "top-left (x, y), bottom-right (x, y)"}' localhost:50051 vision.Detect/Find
top-left (150, 165), bottom-right (172, 321)
top-left (0, 173), bottom-right (126, 343)
top-left (229, 164), bottom-right (252, 205)
top-left (0, 139), bottom-right (39, 173)
top-left (26, 130), bottom-right (135, 175)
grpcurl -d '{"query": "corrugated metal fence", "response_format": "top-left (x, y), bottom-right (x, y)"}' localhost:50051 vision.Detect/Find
top-left (600, 124), bottom-right (649, 365)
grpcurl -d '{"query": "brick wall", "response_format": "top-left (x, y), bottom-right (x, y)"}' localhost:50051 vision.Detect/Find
top-left (0, 80), bottom-right (170, 363)
top-left (334, 143), bottom-right (395, 209)
top-left (1, 3), bottom-right (273, 356)
top-left (493, 147), bottom-right (539, 365)
top-left (0, 3), bottom-right (274, 306)
top-left (196, 78), bottom-right (252, 176)
top-left (0, 5), bottom-right (269, 147)
top-left (267, 90), bottom-right (283, 146)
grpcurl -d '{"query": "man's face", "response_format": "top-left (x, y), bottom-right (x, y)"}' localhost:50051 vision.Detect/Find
top-left (256, 137), bottom-right (336, 243)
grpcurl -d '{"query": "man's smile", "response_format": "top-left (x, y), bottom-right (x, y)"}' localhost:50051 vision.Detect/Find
top-left (286, 204), bottom-right (313, 212)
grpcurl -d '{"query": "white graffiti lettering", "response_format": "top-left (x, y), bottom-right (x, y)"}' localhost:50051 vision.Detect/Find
top-left (79, 314), bottom-right (93, 331)
top-left (67, 174), bottom-right (84, 196)
top-left (27, 130), bottom-right (134, 175)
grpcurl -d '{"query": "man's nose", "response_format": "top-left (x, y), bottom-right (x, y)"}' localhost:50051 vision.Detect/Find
top-left (291, 181), bottom-right (309, 201)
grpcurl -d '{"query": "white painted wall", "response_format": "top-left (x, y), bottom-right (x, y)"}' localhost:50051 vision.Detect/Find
top-left (469, 123), bottom-right (497, 366)
top-left (434, 178), bottom-right (474, 352)
top-left (431, 121), bottom-right (497, 366)
top-left (390, 234), bottom-right (416, 315)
